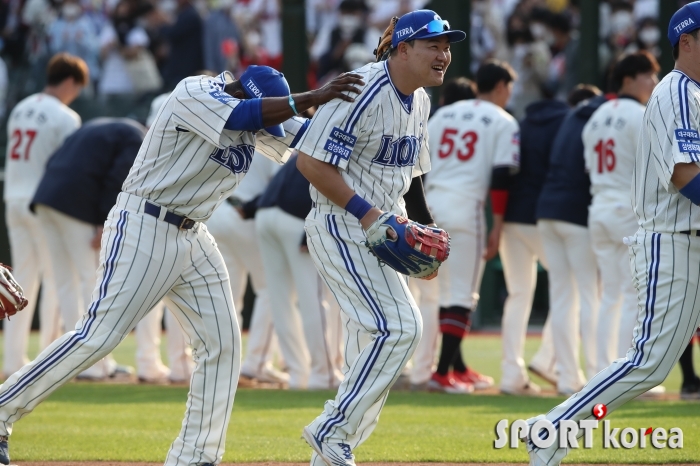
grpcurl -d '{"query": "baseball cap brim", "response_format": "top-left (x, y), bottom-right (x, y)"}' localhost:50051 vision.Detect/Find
top-left (416, 29), bottom-right (466, 43)
top-left (265, 124), bottom-right (285, 138)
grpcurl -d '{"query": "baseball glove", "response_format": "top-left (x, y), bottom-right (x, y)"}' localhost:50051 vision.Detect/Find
top-left (374, 16), bottom-right (399, 61)
top-left (0, 263), bottom-right (28, 320)
top-left (364, 213), bottom-right (450, 279)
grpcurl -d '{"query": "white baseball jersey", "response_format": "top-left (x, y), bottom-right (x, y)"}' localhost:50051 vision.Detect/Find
top-left (424, 99), bottom-right (520, 202)
top-left (230, 152), bottom-right (280, 201)
top-left (122, 71), bottom-right (306, 221)
top-left (583, 97), bottom-right (644, 200)
top-left (294, 61), bottom-right (431, 217)
top-left (4, 93), bottom-right (80, 202)
top-left (634, 70), bottom-right (700, 233)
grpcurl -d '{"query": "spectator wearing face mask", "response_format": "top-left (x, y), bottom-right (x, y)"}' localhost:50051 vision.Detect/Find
top-left (505, 21), bottom-right (550, 119)
top-left (310, 0), bottom-right (379, 82)
top-left (48, 0), bottom-right (100, 89)
top-left (625, 17), bottom-right (661, 58)
top-left (543, 12), bottom-right (579, 101)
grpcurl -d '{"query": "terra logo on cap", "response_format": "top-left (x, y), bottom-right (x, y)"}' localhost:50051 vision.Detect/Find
top-left (245, 78), bottom-right (264, 98)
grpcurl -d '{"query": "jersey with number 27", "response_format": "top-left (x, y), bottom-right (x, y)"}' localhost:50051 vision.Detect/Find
top-left (425, 99), bottom-right (520, 201)
top-left (582, 97), bottom-right (644, 200)
top-left (294, 61), bottom-right (431, 218)
top-left (4, 93), bottom-right (81, 202)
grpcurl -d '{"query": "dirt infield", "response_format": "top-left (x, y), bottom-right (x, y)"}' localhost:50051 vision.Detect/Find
top-left (14, 463), bottom-right (700, 466)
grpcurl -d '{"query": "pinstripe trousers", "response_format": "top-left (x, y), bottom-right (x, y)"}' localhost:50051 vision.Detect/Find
top-left (529, 229), bottom-right (700, 465)
top-left (0, 193), bottom-right (241, 466)
top-left (304, 211), bottom-right (422, 450)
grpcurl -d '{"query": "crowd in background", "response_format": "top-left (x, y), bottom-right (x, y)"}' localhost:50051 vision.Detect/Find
top-left (0, 0), bottom-right (681, 124)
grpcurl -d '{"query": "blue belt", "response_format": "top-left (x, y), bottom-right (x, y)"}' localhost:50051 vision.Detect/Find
top-left (144, 201), bottom-right (196, 230)
top-left (680, 230), bottom-right (700, 236)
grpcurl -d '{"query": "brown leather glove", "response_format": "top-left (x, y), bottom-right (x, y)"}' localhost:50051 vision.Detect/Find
top-left (374, 16), bottom-right (399, 61)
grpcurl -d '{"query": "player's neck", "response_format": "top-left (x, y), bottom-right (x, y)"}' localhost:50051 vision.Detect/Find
top-left (386, 60), bottom-right (419, 96)
top-left (477, 93), bottom-right (504, 109)
top-left (42, 86), bottom-right (69, 105)
top-left (675, 59), bottom-right (700, 83)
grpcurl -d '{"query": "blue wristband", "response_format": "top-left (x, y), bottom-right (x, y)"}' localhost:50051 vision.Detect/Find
top-left (680, 172), bottom-right (700, 205)
top-left (345, 194), bottom-right (372, 220)
top-left (288, 95), bottom-right (299, 115)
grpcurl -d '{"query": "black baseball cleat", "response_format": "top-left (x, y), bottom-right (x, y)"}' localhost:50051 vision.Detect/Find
top-left (681, 376), bottom-right (700, 400)
top-left (0, 435), bottom-right (9, 465)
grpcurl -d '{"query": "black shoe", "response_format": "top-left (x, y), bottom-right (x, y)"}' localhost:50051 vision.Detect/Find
top-left (681, 377), bottom-right (700, 400)
top-left (0, 435), bottom-right (9, 465)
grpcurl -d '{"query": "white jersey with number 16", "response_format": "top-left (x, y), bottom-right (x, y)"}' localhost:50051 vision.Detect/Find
top-left (582, 97), bottom-right (645, 200)
top-left (425, 99), bottom-right (519, 202)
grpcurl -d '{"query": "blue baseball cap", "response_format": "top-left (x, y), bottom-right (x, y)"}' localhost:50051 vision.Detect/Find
top-left (668, 1), bottom-right (700, 46)
top-left (239, 65), bottom-right (290, 137)
top-left (391, 10), bottom-right (466, 49)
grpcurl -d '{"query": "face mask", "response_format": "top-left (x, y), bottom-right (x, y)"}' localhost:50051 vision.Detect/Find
top-left (611, 11), bottom-right (634, 34)
top-left (530, 23), bottom-right (547, 40)
top-left (638, 27), bottom-right (660, 46)
top-left (338, 14), bottom-right (361, 38)
top-left (62, 4), bottom-right (81, 19)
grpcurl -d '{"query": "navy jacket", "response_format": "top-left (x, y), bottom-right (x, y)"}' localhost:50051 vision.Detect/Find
top-left (161, 4), bottom-right (204, 89)
top-left (536, 95), bottom-right (609, 227)
top-left (32, 118), bottom-right (146, 225)
top-left (505, 99), bottom-right (569, 224)
top-left (258, 154), bottom-right (311, 220)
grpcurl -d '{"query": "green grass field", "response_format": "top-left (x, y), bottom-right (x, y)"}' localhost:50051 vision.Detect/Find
top-left (2, 333), bottom-right (700, 464)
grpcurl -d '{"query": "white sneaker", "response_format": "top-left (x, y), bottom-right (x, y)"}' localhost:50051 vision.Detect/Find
top-left (500, 381), bottom-right (541, 396)
top-left (302, 427), bottom-right (356, 466)
top-left (256, 365), bottom-right (290, 384)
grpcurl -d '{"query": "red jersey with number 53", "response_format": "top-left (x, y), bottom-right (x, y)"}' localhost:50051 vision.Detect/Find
top-left (4, 93), bottom-right (81, 202)
top-left (582, 97), bottom-right (644, 201)
top-left (425, 99), bottom-right (519, 203)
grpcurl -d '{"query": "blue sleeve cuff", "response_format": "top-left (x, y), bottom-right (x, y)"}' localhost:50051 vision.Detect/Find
top-left (224, 98), bottom-right (263, 132)
top-left (679, 172), bottom-right (700, 205)
top-left (290, 119), bottom-right (310, 148)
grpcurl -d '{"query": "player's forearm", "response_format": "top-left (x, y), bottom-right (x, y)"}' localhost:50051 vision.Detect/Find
top-left (296, 151), bottom-right (382, 228)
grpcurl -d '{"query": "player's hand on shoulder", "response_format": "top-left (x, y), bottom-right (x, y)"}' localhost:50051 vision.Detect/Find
top-left (312, 72), bottom-right (365, 105)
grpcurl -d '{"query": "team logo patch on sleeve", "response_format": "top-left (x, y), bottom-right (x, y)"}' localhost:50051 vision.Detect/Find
top-left (209, 90), bottom-right (235, 104)
top-left (678, 141), bottom-right (700, 153)
top-left (675, 129), bottom-right (700, 142)
top-left (324, 126), bottom-right (357, 161)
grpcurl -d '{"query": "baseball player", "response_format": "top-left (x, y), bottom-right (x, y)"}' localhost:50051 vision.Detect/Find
top-left (206, 154), bottom-right (288, 385)
top-left (500, 92), bottom-right (570, 395)
top-left (0, 66), bottom-right (362, 466)
top-left (523, 4), bottom-right (700, 464)
top-left (295, 10), bottom-right (465, 466)
top-left (31, 118), bottom-right (147, 381)
top-left (408, 77), bottom-right (477, 391)
top-left (2, 53), bottom-right (86, 378)
top-left (425, 60), bottom-right (520, 394)
top-left (257, 152), bottom-right (343, 390)
top-left (582, 51), bottom-right (660, 373)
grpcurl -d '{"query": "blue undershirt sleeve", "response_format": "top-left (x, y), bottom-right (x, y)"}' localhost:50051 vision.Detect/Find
top-left (679, 172), bottom-right (700, 205)
top-left (290, 119), bottom-right (310, 149)
top-left (224, 98), bottom-right (263, 132)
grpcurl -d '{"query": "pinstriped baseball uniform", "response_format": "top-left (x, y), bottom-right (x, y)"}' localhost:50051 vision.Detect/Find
top-left (425, 99), bottom-right (519, 309)
top-left (0, 71), bottom-right (305, 466)
top-left (582, 97), bottom-right (645, 372)
top-left (296, 61), bottom-right (429, 454)
top-left (528, 69), bottom-right (700, 465)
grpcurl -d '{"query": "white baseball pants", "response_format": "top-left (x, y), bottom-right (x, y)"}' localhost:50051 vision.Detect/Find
top-left (589, 199), bottom-right (639, 372)
top-left (531, 230), bottom-right (700, 465)
top-left (35, 204), bottom-right (119, 378)
top-left (500, 222), bottom-right (556, 390)
top-left (257, 207), bottom-right (341, 389)
top-left (408, 277), bottom-right (439, 386)
top-left (430, 198), bottom-right (486, 309)
top-left (537, 219), bottom-right (599, 392)
top-left (206, 202), bottom-right (277, 377)
top-left (3, 200), bottom-right (59, 376)
top-left (305, 212), bottom-right (422, 446)
top-left (0, 193), bottom-right (241, 466)
top-left (135, 302), bottom-right (193, 382)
